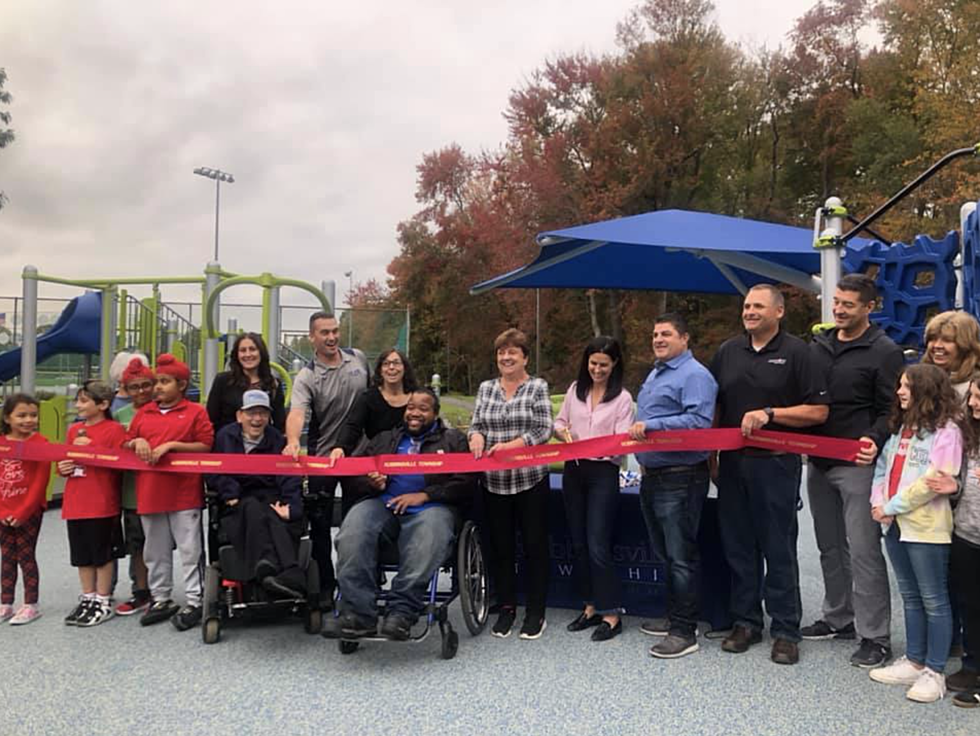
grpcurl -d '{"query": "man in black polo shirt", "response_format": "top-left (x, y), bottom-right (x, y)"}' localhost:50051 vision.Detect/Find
top-left (803, 273), bottom-right (903, 668)
top-left (710, 284), bottom-right (829, 665)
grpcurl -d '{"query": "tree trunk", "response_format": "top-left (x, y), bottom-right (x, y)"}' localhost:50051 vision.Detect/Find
top-left (586, 290), bottom-right (602, 337)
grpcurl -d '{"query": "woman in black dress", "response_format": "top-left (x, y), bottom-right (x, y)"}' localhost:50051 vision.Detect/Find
top-left (328, 349), bottom-right (419, 462)
top-left (207, 332), bottom-right (286, 432)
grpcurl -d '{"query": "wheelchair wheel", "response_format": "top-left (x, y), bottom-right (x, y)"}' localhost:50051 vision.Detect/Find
top-left (456, 521), bottom-right (489, 635)
top-left (305, 607), bottom-right (322, 635)
top-left (339, 640), bottom-right (359, 655)
top-left (203, 617), bottom-right (221, 645)
top-left (306, 560), bottom-right (321, 610)
top-left (202, 564), bottom-right (221, 644)
top-left (440, 628), bottom-right (459, 660)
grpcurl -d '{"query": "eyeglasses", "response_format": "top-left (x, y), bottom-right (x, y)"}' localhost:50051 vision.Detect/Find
top-left (126, 382), bottom-right (154, 392)
top-left (382, 360), bottom-right (403, 368)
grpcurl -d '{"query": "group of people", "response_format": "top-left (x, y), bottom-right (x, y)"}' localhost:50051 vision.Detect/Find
top-left (1, 288), bottom-right (978, 708)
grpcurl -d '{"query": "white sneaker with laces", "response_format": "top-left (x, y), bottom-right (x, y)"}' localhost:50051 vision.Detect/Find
top-left (869, 656), bottom-right (923, 685)
top-left (906, 668), bottom-right (946, 703)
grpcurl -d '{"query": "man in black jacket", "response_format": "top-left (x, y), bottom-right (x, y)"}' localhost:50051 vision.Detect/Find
top-left (207, 390), bottom-right (307, 600)
top-left (804, 273), bottom-right (904, 668)
top-left (333, 388), bottom-right (475, 640)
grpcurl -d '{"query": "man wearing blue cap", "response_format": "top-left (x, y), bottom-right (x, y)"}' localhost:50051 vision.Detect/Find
top-left (207, 389), bottom-right (306, 598)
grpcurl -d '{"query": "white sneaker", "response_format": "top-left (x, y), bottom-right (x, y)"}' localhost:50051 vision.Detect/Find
top-left (906, 668), bottom-right (946, 703)
top-left (0, 604), bottom-right (14, 623)
top-left (869, 655), bottom-right (923, 685)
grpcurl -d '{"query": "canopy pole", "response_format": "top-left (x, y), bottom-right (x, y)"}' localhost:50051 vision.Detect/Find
top-left (814, 197), bottom-right (846, 323)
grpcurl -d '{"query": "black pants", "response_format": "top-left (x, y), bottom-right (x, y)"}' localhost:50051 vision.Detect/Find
top-left (952, 533), bottom-right (980, 669)
top-left (484, 476), bottom-right (550, 617)
top-left (306, 476), bottom-right (338, 598)
top-left (220, 496), bottom-right (304, 586)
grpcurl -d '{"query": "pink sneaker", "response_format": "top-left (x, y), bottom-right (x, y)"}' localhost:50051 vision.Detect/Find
top-left (9, 604), bottom-right (42, 625)
top-left (0, 604), bottom-right (14, 623)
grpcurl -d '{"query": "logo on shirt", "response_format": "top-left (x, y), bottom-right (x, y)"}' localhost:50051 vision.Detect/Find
top-left (768, 358), bottom-right (787, 365)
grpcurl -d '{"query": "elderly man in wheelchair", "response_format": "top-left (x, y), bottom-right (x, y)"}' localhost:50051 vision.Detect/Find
top-left (208, 389), bottom-right (307, 600)
top-left (333, 388), bottom-right (476, 642)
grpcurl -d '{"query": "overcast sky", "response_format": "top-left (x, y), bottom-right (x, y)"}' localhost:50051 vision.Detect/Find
top-left (1, 0), bottom-right (821, 312)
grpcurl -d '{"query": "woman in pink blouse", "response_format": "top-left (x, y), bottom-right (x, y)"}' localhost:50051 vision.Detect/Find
top-left (555, 336), bottom-right (635, 641)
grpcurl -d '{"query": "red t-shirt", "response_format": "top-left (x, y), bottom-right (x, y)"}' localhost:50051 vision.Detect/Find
top-left (128, 399), bottom-right (215, 514)
top-left (61, 420), bottom-right (127, 520)
top-left (0, 433), bottom-right (52, 524)
top-left (887, 428), bottom-right (914, 501)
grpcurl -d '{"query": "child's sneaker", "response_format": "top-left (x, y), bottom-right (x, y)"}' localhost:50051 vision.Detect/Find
top-left (869, 656), bottom-right (923, 686)
top-left (9, 604), bottom-right (42, 626)
top-left (0, 604), bottom-right (14, 623)
top-left (64, 597), bottom-right (91, 626)
top-left (115, 592), bottom-right (151, 616)
top-left (77, 600), bottom-right (114, 628)
top-left (906, 668), bottom-right (946, 703)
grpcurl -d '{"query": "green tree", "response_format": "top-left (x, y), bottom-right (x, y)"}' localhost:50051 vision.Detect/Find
top-left (0, 68), bottom-right (15, 210)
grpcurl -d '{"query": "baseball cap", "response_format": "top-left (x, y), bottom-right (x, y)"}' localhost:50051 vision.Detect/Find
top-left (241, 389), bottom-right (271, 411)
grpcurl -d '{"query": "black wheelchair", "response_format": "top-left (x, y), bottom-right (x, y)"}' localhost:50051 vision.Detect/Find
top-left (334, 519), bottom-right (489, 660)
top-left (201, 494), bottom-right (322, 644)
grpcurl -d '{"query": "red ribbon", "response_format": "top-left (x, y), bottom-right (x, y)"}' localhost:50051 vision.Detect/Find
top-left (0, 428), bottom-right (863, 477)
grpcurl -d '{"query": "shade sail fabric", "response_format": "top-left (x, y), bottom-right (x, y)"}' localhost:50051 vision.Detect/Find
top-left (471, 209), bottom-right (868, 295)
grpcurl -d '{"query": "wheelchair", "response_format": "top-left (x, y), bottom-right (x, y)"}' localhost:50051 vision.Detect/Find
top-left (201, 494), bottom-right (322, 645)
top-left (334, 519), bottom-right (489, 660)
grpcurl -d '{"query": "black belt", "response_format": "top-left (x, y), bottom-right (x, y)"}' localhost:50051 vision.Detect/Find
top-left (740, 448), bottom-right (787, 458)
top-left (645, 462), bottom-right (708, 475)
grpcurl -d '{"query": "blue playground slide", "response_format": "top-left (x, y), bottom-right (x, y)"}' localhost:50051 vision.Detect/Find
top-left (0, 291), bottom-right (102, 383)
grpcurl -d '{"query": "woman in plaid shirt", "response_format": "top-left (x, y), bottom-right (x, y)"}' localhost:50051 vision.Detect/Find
top-left (468, 329), bottom-right (553, 640)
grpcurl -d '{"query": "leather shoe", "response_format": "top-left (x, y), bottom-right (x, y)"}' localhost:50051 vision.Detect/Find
top-left (591, 619), bottom-right (622, 642)
top-left (771, 638), bottom-right (800, 665)
top-left (566, 612), bottom-right (603, 632)
top-left (721, 624), bottom-right (762, 653)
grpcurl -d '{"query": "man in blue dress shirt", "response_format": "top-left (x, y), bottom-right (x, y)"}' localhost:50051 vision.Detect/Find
top-left (629, 312), bottom-right (718, 659)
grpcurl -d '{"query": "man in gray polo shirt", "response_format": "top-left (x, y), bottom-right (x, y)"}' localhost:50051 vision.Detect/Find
top-left (284, 311), bottom-right (369, 604)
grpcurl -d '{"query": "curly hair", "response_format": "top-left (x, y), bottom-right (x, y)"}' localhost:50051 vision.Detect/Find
top-left (371, 349), bottom-right (418, 392)
top-left (889, 364), bottom-right (969, 443)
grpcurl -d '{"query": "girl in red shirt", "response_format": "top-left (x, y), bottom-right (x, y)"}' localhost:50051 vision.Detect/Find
top-left (57, 381), bottom-right (128, 628)
top-left (0, 394), bottom-right (51, 626)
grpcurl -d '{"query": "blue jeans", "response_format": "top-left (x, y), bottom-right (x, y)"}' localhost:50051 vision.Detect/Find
top-left (639, 464), bottom-right (709, 637)
top-left (717, 452), bottom-right (802, 642)
top-left (562, 460), bottom-right (622, 614)
top-left (884, 523), bottom-right (952, 672)
top-left (335, 498), bottom-right (456, 622)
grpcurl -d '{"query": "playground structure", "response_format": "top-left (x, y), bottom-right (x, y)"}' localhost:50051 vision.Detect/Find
top-left (8, 263), bottom-right (333, 399)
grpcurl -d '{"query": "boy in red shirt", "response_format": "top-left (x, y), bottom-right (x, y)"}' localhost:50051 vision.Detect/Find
top-left (57, 380), bottom-right (128, 627)
top-left (126, 354), bottom-right (214, 631)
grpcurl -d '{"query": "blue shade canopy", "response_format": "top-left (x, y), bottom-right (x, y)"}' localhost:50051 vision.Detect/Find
top-left (471, 209), bottom-right (865, 295)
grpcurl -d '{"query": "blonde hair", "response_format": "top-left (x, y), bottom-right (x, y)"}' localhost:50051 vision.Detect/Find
top-left (922, 311), bottom-right (980, 384)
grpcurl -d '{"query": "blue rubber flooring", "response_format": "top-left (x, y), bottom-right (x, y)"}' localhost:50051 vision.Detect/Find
top-left (1, 487), bottom-right (977, 735)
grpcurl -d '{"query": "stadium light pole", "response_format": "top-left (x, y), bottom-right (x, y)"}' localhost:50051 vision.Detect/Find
top-left (193, 167), bottom-right (235, 261)
top-left (343, 270), bottom-right (354, 347)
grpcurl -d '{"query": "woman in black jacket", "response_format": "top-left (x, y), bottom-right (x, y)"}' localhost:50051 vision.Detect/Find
top-left (329, 349), bottom-right (419, 462)
top-left (207, 332), bottom-right (286, 433)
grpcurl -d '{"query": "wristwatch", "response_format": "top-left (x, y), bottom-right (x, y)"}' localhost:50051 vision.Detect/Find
top-left (763, 407), bottom-right (775, 423)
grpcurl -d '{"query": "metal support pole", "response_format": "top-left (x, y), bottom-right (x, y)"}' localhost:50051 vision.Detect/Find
top-left (815, 197), bottom-right (846, 324)
top-left (266, 286), bottom-right (281, 364)
top-left (958, 202), bottom-right (977, 310)
top-left (20, 266), bottom-right (38, 395)
top-left (203, 261), bottom-right (221, 399)
top-left (535, 288), bottom-right (541, 375)
top-left (214, 178), bottom-right (221, 262)
top-left (405, 306), bottom-right (411, 358)
top-left (321, 280), bottom-right (336, 314)
top-left (99, 286), bottom-right (116, 381)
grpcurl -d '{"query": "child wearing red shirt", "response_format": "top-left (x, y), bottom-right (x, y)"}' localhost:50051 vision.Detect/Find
top-left (0, 394), bottom-right (52, 626)
top-left (57, 381), bottom-right (128, 628)
top-left (126, 354), bottom-right (214, 631)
